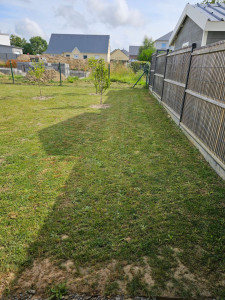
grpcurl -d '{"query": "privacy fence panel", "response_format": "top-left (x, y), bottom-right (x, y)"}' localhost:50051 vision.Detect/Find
top-left (149, 53), bottom-right (156, 87)
top-left (162, 47), bottom-right (192, 116)
top-left (152, 52), bottom-right (167, 98)
top-left (149, 40), bottom-right (225, 178)
top-left (182, 42), bottom-right (225, 165)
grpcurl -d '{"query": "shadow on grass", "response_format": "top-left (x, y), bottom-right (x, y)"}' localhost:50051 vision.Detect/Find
top-left (4, 88), bottom-right (225, 298)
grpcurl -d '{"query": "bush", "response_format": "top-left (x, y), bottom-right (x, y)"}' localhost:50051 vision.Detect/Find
top-left (5, 59), bottom-right (18, 68)
top-left (110, 63), bottom-right (146, 85)
top-left (130, 61), bottom-right (148, 73)
top-left (67, 76), bottom-right (78, 83)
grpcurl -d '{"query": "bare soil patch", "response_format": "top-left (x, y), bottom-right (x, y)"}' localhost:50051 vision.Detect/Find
top-left (9, 257), bottom-right (155, 298)
top-left (32, 96), bottom-right (53, 101)
top-left (90, 104), bottom-right (111, 109)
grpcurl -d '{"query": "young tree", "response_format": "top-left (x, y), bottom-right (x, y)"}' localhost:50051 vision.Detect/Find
top-left (28, 62), bottom-right (45, 96)
top-left (88, 57), bottom-right (98, 93)
top-left (138, 36), bottom-right (156, 62)
top-left (30, 36), bottom-right (48, 54)
top-left (93, 59), bottom-right (110, 105)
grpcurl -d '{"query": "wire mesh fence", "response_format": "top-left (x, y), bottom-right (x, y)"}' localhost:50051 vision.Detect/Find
top-left (149, 40), bottom-right (225, 171)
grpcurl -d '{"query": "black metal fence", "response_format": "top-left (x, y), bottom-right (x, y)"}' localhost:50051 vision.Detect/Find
top-left (149, 40), bottom-right (225, 177)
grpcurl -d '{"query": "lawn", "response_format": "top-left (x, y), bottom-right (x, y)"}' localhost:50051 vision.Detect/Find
top-left (0, 82), bottom-right (225, 298)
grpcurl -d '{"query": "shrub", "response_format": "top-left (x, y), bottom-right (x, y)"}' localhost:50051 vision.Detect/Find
top-left (130, 61), bottom-right (148, 73)
top-left (67, 76), bottom-right (78, 83)
top-left (5, 59), bottom-right (18, 68)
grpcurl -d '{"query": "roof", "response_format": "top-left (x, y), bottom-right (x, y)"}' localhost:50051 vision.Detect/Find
top-left (45, 34), bottom-right (110, 54)
top-left (111, 48), bottom-right (129, 57)
top-left (129, 46), bottom-right (140, 56)
top-left (121, 49), bottom-right (129, 56)
top-left (155, 31), bottom-right (173, 41)
top-left (0, 44), bottom-right (23, 49)
top-left (169, 3), bottom-right (225, 45)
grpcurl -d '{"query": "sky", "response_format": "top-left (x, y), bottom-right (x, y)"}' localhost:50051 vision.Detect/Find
top-left (0, 0), bottom-right (196, 50)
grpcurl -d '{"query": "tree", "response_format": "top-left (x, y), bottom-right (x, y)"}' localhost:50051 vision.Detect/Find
top-left (30, 36), bottom-right (48, 54)
top-left (10, 35), bottom-right (26, 48)
top-left (28, 62), bottom-right (45, 96)
top-left (23, 42), bottom-right (34, 55)
top-left (138, 48), bottom-right (155, 62)
top-left (202, 0), bottom-right (225, 3)
top-left (88, 57), bottom-right (98, 93)
top-left (138, 36), bottom-right (156, 62)
top-left (92, 59), bottom-right (110, 105)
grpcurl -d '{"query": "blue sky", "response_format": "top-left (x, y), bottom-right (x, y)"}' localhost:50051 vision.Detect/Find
top-left (0, 0), bottom-right (196, 49)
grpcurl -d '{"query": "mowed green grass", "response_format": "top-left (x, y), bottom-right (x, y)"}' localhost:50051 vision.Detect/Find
top-left (0, 82), bottom-right (225, 298)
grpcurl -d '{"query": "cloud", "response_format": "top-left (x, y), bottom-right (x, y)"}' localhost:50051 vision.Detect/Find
top-left (85, 0), bottom-right (145, 27)
top-left (15, 18), bottom-right (45, 39)
top-left (55, 5), bottom-right (88, 29)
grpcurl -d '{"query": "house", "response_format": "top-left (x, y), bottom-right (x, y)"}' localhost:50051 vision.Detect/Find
top-left (0, 33), bottom-right (23, 61)
top-left (129, 46), bottom-right (140, 61)
top-left (110, 49), bottom-right (129, 63)
top-left (154, 31), bottom-right (174, 50)
top-left (45, 34), bottom-right (110, 62)
top-left (169, 3), bottom-right (225, 50)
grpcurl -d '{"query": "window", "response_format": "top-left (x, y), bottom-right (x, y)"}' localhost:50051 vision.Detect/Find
top-left (161, 43), bottom-right (166, 49)
top-left (83, 55), bottom-right (88, 59)
top-left (74, 55), bottom-right (79, 59)
top-left (95, 55), bottom-right (99, 59)
top-left (66, 55), bottom-right (70, 57)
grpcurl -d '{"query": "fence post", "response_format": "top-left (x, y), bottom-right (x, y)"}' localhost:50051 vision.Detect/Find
top-left (179, 43), bottom-right (197, 124)
top-left (152, 50), bottom-right (159, 91)
top-left (10, 60), bottom-right (14, 84)
top-left (161, 49), bottom-right (170, 101)
top-left (58, 62), bottom-right (62, 86)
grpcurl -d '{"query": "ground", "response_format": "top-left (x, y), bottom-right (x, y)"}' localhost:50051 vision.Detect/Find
top-left (0, 82), bottom-right (225, 299)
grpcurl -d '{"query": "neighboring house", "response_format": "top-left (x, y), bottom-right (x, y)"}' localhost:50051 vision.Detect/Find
top-left (110, 49), bottom-right (129, 63)
top-left (45, 34), bottom-right (110, 62)
top-left (0, 33), bottom-right (23, 61)
top-left (154, 31), bottom-right (174, 50)
top-left (169, 3), bottom-right (225, 50)
top-left (129, 46), bottom-right (140, 61)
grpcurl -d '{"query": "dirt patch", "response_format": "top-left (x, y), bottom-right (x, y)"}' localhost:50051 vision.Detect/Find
top-left (0, 158), bottom-right (5, 163)
top-left (25, 69), bottom-right (66, 83)
top-left (8, 257), bottom-right (155, 298)
top-left (90, 104), bottom-right (111, 109)
top-left (89, 93), bottom-right (98, 96)
top-left (32, 96), bottom-right (53, 100)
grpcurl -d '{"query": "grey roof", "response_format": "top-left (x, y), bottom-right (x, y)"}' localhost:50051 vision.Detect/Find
top-left (129, 46), bottom-right (140, 56)
top-left (121, 49), bottom-right (129, 56)
top-left (193, 3), bottom-right (225, 21)
top-left (155, 31), bottom-right (173, 41)
top-left (45, 34), bottom-right (110, 54)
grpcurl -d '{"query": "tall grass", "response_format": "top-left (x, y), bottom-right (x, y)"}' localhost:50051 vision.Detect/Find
top-left (110, 63), bottom-right (145, 85)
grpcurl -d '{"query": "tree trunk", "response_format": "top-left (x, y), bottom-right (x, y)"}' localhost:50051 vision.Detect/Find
top-left (100, 90), bottom-right (102, 105)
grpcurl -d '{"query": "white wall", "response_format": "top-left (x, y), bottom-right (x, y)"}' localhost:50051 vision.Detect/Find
top-left (0, 34), bottom-right (10, 46)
